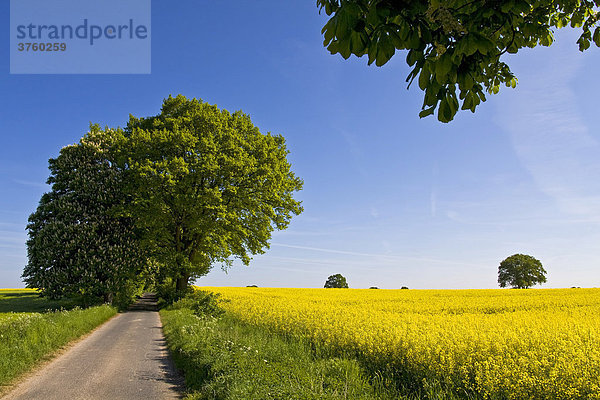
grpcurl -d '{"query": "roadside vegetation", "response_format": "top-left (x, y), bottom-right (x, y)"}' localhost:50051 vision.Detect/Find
top-left (0, 289), bottom-right (117, 392)
top-left (160, 291), bottom-right (445, 400)
top-left (163, 288), bottom-right (600, 400)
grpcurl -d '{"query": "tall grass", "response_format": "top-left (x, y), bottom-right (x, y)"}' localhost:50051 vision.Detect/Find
top-left (0, 303), bottom-right (116, 389)
top-left (161, 308), bottom-right (395, 400)
top-left (160, 291), bottom-right (462, 400)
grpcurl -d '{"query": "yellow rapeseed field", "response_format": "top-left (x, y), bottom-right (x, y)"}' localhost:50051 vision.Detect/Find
top-left (200, 287), bottom-right (600, 399)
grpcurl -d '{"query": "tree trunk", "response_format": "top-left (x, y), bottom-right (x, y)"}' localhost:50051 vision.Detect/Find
top-left (175, 273), bottom-right (190, 298)
top-left (103, 292), bottom-right (114, 304)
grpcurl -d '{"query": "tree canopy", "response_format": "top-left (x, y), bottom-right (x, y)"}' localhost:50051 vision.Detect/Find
top-left (23, 126), bottom-right (144, 305)
top-left (119, 95), bottom-right (304, 297)
top-left (24, 95), bottom-right (303, 304)
top-left (325, 273), bottom-right (349, 288)
top-left (317, 0), bottom-right (600, 122)
top-left (498, 253), bottom-right (547, 289)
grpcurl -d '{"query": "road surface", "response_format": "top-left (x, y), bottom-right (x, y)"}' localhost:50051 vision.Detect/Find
top-left (2, 311), bottom-right (183, 400)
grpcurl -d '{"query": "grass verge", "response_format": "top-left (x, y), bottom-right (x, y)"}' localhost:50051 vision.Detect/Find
top-left (161, 291), bottom-right (469, 400)
top-left (0, 298), bottom-right (116, 391)
top-left (161, 308), bottom-right (391, 399)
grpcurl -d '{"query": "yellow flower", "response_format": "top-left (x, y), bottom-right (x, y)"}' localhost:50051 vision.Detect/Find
top-left (197, 286), bottom-right (600, 399)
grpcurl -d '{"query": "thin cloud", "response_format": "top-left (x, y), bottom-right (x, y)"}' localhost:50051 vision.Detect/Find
top-left (13, 179), bottom-right (49, 189)
top-left (0, 222), bottom-right (25, 229)
top-left (0, 231), bottom-right (27, 244)
top-left (497, 35), bottom-right (600, 220)
top-left (430, 189), bottom-right (437, 217)
top-left (259, 255), bottom-right (395, 270)
top-left (430, 163), bottom-right (439, 217)
top-left (271, 243), bottom-right (483, 267)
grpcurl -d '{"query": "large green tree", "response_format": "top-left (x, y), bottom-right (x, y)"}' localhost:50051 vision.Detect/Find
top-left (119, 95), bottom-right (303, 297)
top-left (23, 126), bottom-right (145, 305)
top-left (498, 253), bottom-right (547, 289)
top-left (324, 273), bottom-right (349, 288)
top-left (317, 0), bottom-right (600, 122)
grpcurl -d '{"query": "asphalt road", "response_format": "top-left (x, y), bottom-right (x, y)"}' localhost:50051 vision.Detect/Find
top-left (2, 311), bottom-right (184, 400)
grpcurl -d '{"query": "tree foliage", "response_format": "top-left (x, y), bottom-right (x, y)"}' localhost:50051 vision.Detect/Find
top-left (325, 273), bottom-right (349, 288)
top-left (24, 96), bottom-right (303, 303)
top-left (119, 95), bottom-right (304, 296)
top-left (23, 126), bottom-right (145, 305)
top-left (317, 0), bottom-right (600, 122)
top-left (498, 253), bottom-right (547, 289)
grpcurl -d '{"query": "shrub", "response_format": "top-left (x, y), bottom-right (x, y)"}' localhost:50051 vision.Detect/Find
top-left (168, 290), bottom-right (227, 318)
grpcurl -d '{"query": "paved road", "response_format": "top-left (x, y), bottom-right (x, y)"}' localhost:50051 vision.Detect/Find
top-left (2, 311), bottom-right (183, 400)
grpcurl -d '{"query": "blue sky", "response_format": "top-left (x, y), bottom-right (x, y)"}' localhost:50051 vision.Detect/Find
top-left (1, 1), bottom-right (599, 289)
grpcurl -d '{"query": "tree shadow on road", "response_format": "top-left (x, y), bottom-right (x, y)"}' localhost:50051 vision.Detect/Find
top-left (142, 331), bottom-right (186, 397)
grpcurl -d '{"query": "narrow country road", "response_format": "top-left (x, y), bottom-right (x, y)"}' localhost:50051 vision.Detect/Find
top-left (2, 311), bottom-right (184, 400)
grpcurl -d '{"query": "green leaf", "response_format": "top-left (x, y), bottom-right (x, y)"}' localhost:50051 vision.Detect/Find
top-left (327, 41), bottom-right (340, 55)
top-left (338, 39), bottom-right (352, 59)
top-left (437, 98), bottom-right (452, 123)
top-left (446, 91), bottom-right (459, 115)
top-left (321, 20), bottom-right (336, 45)
top-left (593, 27), bottom-right (600, 47)
top-left (419, 106), bottom-right (435, 118)
top-left (474, 34), bottom-right (494, 55)
top-left (477, 90), bottom-right (487, 102)
top-left (335, 4), bottom-right (361, 40)
top-left (462, 35), bottom-right (478, 56)
top-left (366, 5), bottom-right (380, 26)
top-left (406, 50), bottom-right (420, 67)
top-left (375, 34), bottom-right (395, 66)
top-left (367, 42), bottom-right (377, 65)
top-left (407, 31), bottom-right (421, 50)
top-left (423, 86), bottom-right (438, 106)
top-left (397, 19), bottom-right (410, 42)
top-left (461, 92), bottom-right (473, 111)
top-left (349, 31), bottom-right (368, 55)
top-left (570, 12), bottom-right (584, 28)
top-left (506, 42), bottom-right (518, 53)
top-left (405, 65), bottom-right (420, 88)
top-left (434, 54), bottom-right (453, 83)
top-left (577, 36), bottom-right (591, 51)
top-left (418, 69), bottom-right (430, 90)
top-left (458, 72), bottom-right (474, 91)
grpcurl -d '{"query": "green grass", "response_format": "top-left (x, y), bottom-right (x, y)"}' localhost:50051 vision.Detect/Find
top-left (161, 308), bottom-right (420, 400)
top-left (0, 289), bottom-right (117, 392)
top-left (160, 291), bottom-right (468, 400)
top-left (0, 289), bottom-right (75, 313)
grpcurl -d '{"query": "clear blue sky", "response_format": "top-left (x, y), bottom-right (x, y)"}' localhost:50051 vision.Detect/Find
top-left (1, 1), bottom-right (599, 289)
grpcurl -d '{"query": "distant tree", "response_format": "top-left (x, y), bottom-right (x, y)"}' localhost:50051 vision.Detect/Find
top-left (369, 286), bottom-right (379, 289)
top-left (324, 274), bottom-right (349, 288)
top-left (498, 254), bottom-right (547, 289)
top-left (23, 126), bottom-right (145, 305)
top-left (401, 286), bottom-right (409, 290)
top-left (317, 0), bottom-right (600, 122)
top-left (246, 285), bottom-right (259, 288)
top-left (119, 95), bottom-right (303, 299)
